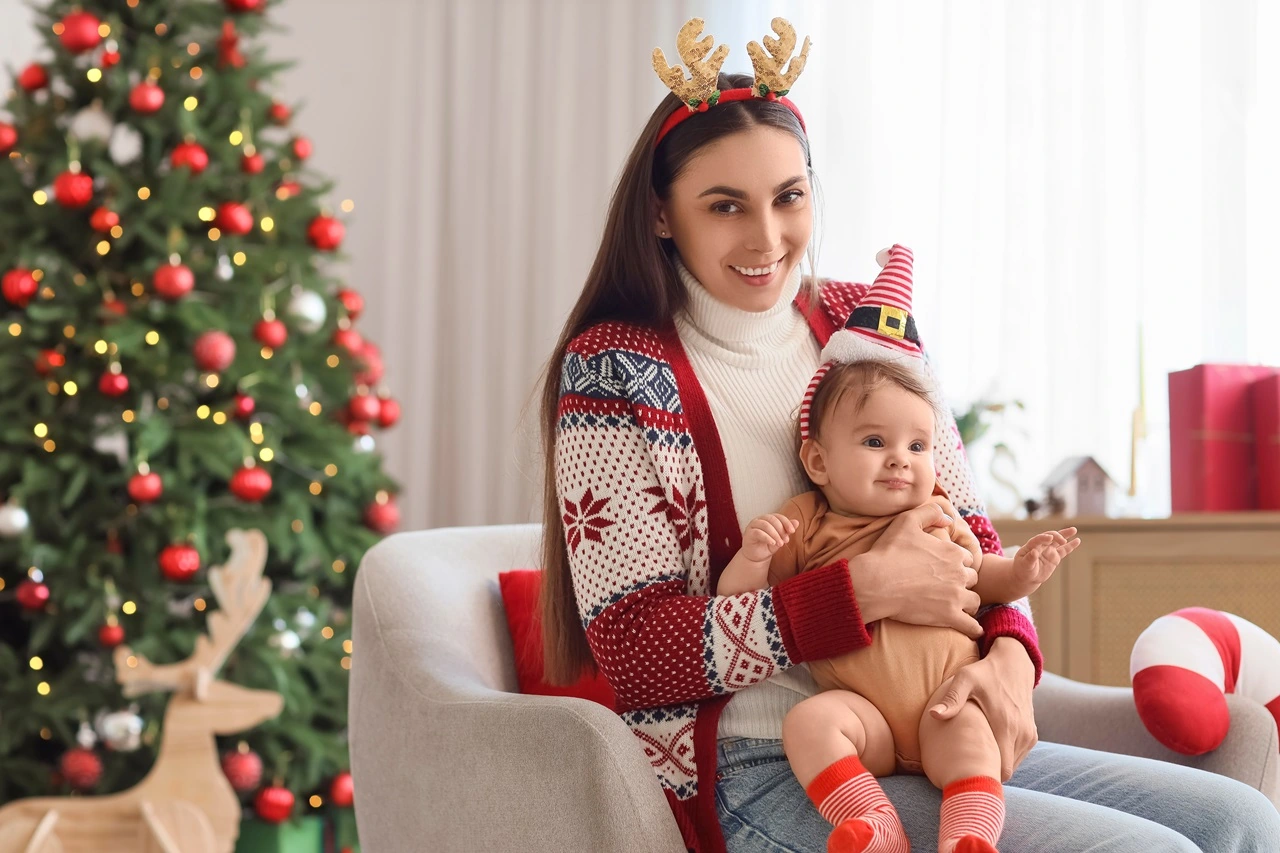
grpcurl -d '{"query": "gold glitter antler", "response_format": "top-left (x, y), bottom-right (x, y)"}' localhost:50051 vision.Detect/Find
top-left (652, 18), bottom-right (731, 111)
top-left (746, 17), bottom-right (811, 97)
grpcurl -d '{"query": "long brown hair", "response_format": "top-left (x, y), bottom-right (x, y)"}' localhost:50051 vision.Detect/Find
top-left (539, 73), bottom-right (818, 685)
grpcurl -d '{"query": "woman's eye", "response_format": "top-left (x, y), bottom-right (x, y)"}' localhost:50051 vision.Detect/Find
top-left (778, 189), bottom-right (806, 205)
top-left (712, 201), bottom-right (741, 215)
top-left (863, 437), bottom-right (883, 448)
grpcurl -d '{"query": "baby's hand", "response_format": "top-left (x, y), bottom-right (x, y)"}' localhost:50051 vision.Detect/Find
top-left (1013, 527), bottom-right (1080, 589)
top-left (741, 514), bottom-right (799, 564)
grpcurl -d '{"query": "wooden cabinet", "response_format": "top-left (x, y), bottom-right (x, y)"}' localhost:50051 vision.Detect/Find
top-left (993, 513), bottom-right (1280, 686)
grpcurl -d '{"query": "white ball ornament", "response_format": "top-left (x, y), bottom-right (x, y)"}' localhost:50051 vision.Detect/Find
top-left (285, 289), bottom-right (326, 333)
top-left (0, 499), bottom-right (30, 537)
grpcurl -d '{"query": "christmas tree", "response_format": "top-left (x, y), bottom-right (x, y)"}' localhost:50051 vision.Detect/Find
top-left (0, 0), bottom-right (400, 839)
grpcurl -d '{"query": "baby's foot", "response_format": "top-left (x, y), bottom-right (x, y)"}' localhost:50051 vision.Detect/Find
top-left (942, 835), bottom-right (998, 853)
top-left (828, 814), bottom-right (910, 853)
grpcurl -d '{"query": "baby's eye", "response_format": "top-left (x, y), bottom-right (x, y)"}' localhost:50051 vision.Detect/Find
top-left (863, 437), bottom-right (884, 448)
top-left (910, 441), bottom-right (927, 452)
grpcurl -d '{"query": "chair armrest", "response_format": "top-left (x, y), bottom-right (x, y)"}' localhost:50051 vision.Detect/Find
top-left (1034, 672), bottom-right (1279, 807)
top-left (350, 561), bottom-right (686, 853)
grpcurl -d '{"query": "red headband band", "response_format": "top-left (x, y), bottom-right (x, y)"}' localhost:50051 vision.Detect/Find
top-left (655, 88), bottom-right (807, 148)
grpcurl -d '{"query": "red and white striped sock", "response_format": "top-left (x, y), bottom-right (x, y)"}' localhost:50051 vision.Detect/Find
top-left (939, 775), bottom-right (1004, 853)
top-left (804, 754), bottom-right (909, 853)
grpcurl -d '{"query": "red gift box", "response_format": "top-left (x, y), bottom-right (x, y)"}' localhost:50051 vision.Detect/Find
top-left (1168, 364), bottom-right (1279, 512)
top-left (1253, 374), bottom-right (1280, 511)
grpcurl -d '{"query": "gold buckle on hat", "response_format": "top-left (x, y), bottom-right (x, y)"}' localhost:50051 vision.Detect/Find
top-left (878, 306), bottom-right (908, 339)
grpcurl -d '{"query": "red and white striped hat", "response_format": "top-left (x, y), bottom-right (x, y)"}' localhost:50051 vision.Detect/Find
top-left (799, 244), bottom-right (936, 441)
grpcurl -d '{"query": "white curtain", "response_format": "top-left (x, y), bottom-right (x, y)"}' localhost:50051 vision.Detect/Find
top-left (4, 0), bottom-right (1277, 527)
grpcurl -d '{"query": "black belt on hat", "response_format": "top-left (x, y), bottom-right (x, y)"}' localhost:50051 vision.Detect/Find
top-left (845, 305), bottom-right (919, 343)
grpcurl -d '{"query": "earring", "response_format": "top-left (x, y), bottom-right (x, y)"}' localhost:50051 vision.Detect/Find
top-left (659, 231), bottom-right (669, 238)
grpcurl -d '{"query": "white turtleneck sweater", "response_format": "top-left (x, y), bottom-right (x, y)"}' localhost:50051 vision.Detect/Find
top-left (672, 257), bottom-right (827, 741)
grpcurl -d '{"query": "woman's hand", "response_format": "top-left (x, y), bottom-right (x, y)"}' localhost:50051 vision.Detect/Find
top-left (929, 637), bottom-right (1038, 780)
top-left (848, 502), bottom-right (983, 637)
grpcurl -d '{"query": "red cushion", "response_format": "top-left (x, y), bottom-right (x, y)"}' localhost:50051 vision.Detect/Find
top-left (497, 569), bottom-right (617, 710)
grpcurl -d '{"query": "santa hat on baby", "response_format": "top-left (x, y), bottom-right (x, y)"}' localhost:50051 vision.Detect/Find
top-left (799, 244), bottom-right (939, 441)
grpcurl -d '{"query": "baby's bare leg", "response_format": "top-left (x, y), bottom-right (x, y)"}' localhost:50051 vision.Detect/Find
top-left (918, 683), bottom-right (1004, 853)
top-left (783, 691), bottom-right (907, 852)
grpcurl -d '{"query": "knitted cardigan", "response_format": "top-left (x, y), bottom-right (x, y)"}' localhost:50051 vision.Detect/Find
top-left (554, 279), bottom-right (1042, 853)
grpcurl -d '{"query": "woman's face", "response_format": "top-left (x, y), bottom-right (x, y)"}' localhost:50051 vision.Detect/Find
top-left (656, 126), bottom-right (813, 313)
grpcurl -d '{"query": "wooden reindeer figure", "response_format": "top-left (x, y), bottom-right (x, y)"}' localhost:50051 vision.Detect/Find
top-left (0, 528), bottom-right (284, 853)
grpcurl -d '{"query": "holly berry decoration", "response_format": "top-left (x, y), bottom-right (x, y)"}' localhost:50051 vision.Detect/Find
top-left (364, 496), bottom-right (400, 534)
top-left (127, 471), bottom-right (163, 504)
top-left (0, 122), bottom-right (17, 154)
top-left (332, 328), bottom-right (363, 355)
top-left (355, 341), bottom-right (384, 386)
top-left (60, 748), bottom-right (103, 791)
top-left (89, 207), bottom-right (120, 233)
top-left (377, 396), bottom-right (401, 429)
top-left (268, 101), bottom-right (291, 124)
top-left (291, 136), bottom-right (312, 161)
top-left (101, 50), bottom-right (121, 69)
top-left (98, 369), bottom-right (130, 398)
top-left (253, 318), bottom-right (288, 348)
top-left (241, 151), bottom-right (265, 174)
top-left (329, 771), bottom-right (354, 808)
top-left (35, 349), bottom-right (66, 376)
top-left (307, 215), bottom-right (344, 251)
top-left (233, 393), bottom-right (256, 419)
top-left (348, 393), bottom-right (381, 423)
top-left (158, 544), bottom-right (200, 582)
top-left (59, 11), bottom-right (103, 54)
top-left (221, 747), bottom-right (263, 793)
top-left (193, 330), bottom-right (236, 372)
top-left (254, 785), bottom-right (295, 823)
top-left (18, 63), bottom-right (48, 92)
top-left (153, 262), bottom-right (195, 300)
top-left (129, 81), bottom-right (165, 114)
top-left (16, 580), bottom-right (50, 611)
top-left (53, 170), bottom-right (94, 208)
top-left (336, 288), bottom-right (364, 321)
top-left (3, 268), bottom-right (38, 308)
top-left (98, 622), bottom-right (125, 648)
top-left (216, 20), bottom-right (246, 70)
top-left (229, 465), bottom-right (272, 502)
top-left (215, 201), bottom-right (255, 236)
top-left (171, 141), bottom-right (209, 174)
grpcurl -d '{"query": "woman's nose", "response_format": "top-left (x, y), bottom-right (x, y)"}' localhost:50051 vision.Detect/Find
top-left (745, 209), bottom-right (781, 253)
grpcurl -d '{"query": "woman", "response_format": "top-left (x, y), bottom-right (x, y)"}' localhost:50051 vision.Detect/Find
top-left (538, 21), bottom-right (1279, 853)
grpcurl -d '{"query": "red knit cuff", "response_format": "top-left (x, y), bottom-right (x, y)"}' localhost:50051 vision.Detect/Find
top-left (805, 754), bottom-right (868, 803)
top-left (942, 775), bottom-right (1004, 799)
top-left (979, 606), bottom-right (1043, 686)
top-left (772, 558), bottom-right (873, 663)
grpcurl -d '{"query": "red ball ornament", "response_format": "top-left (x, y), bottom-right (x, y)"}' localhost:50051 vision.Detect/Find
top-left (98, 623), bottom-right (125, 648)
top-left (152, 262), bottom-right (195, 300)
top-left (193, 330), bottom-right (237, 372)
top-left (307, 215), bottom-right (344, 251)
top-left (346, 418), bottom-right (371, 437)
top-left (89, 207), bottom-right (120, 233)
top-left (241, 152), bottom-right (265, 174)
top-left (101, 50), bottom-right (121, 69)
top-left (0, 122), bottom-right (17, 154)
top-left (227, 0), bottom-right (266, 13)
top-left (3, 268), bottom-right (38, 307)
top-left (59, 11), bottom-right (103, 54)
top-left (171, 141), bottom-right (209, 174)
top-left (253, 318), bottom-right (288, 348)
top-left (233, 393), bottom-right (256, 419)
top-left (16, 580), bottom-right (50, 611)
top-left (335, 288), bottom-right (364, 320)
top-left (364, 497), bottom-right (400, 534)
top-left (53, 170), bottom-right (94, 208)
top-left (355, 342), bottom-right (384, 386)
top-left (229, 465), bottom-right (272, 502)
top-left (127, 471), bottom-right (163, 504)
top-left (18, 63), bottom-right (48, 92)
top-left (60, 748), bottom-right (103, 791)
top-left (98, 370), bottom-right (129, 397)
top-left (35, 349), bottom-right (66, 376)
top-left (254, 786), bottom-right (295, 823)
top-left (348, 393), bottom-right (381, 423)
top-left (377, 397), bottom-right (401, 429)
top-left (329, 771), bottom-right (354, 808)
top-left (102, 298), bottom-right (128, 319)
top-left (291, 137), bottom-right (312, 160)
top-left (268, 101), bottom-right (291, 124)
top-left (129, 81), bottom-right (165, 114)
top-left (276, 180), bottom-right (302, 199)
top-left (216, 201), bottom-right (254, 236)
top-left (331, 328), bottom-right (363, 355)
top-left (221, 749), bottom-right (263, 793)
top-left (159, 544), bottom-right (200, 582)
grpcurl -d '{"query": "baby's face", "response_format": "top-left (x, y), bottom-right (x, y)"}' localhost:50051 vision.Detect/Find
top-left (812, 383), bottom-right (937, 516)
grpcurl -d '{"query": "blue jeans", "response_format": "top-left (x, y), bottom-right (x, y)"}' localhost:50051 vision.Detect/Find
top-left (714, 736), bottom-right (1280, 851)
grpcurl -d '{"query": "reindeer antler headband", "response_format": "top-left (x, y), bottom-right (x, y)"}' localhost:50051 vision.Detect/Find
top-left (652, 17), bottom-right (811, 147)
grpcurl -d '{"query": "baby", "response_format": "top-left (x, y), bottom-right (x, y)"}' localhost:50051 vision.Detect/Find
top-left (716, 246), bottom-right (1080, 853)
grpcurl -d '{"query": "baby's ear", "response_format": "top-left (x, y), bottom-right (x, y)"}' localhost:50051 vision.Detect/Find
top-left (799, 438), bottom-right (829, 485)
